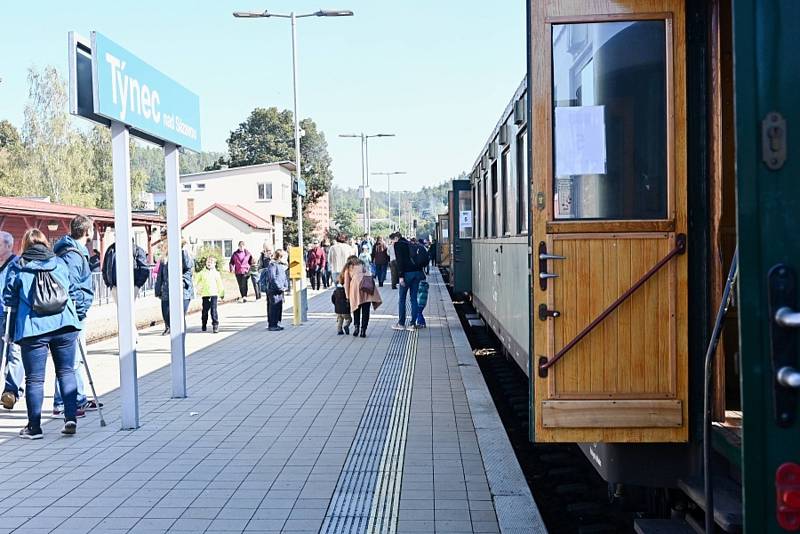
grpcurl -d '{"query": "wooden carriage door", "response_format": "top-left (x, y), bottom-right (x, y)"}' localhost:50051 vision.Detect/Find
top-left (531, 0), bottom-right (688, 443)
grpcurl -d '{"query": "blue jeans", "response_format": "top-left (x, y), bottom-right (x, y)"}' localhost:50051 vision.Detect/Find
top-left (19, 328), bottom-right (80, 430)
top-left (161, 299), bottom-right (191, 328)
top-left (2, 316), bottom-right (24, 397)
top-left (375, 264), bottom-right (388, 286)
top-left (398, 271), bottom-right (423, 326)
top-left (53, 331), bottom-right (87, 409)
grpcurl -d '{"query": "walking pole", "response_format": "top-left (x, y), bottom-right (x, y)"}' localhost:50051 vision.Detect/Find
top-left (0, 307), bottom-right (12, 388)
top-left (78, 339), bottom-right (107, 427)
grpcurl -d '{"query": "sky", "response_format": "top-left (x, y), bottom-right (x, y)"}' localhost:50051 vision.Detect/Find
top-left (0, 1), bottom-right (526, 192)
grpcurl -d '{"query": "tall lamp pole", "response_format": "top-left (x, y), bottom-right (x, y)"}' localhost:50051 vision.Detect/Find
top-left (234, 8), bottom-right (353, 249)
top-left (340, 133), bottom-right (394, 235)
top-left (234, 8), bottom-right (352, 325)
top-left (371, 171), bottom-right (406, 230)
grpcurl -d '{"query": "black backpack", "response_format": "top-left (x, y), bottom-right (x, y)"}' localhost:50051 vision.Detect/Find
top-left (32, 270), bottom-right (68, 316)
top-left (103, 244), bottom-right (150, 288)
top-left (409, 243), bottom-right (430, 269)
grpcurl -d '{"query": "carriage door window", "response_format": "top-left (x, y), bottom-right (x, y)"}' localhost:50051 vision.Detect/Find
top-left (517, 130), bottom-right (528, 234)
top-left (552, 21), bottom-right (667, 220)
top-left (490, 162), bottom-right (499, 236)
top-left (458, 190), bottom-right (473, 239)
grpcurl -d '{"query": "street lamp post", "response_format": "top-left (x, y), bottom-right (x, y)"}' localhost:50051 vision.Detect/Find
top-left (371, 171), bottom-right (406, 230)
top-left (234, 7), bottom-right (352, 324)
top-left (339, 133), bottom-right (394, 235)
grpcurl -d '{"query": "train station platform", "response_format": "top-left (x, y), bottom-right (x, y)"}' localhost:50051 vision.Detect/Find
top-left (0, 271), bottom-right (542, 534)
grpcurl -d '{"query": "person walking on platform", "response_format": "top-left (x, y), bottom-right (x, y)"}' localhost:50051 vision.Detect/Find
top-left (328, 234), bottom-right (350, 284)
top-left (388, 232), bottom-right (399, 290)
top-left (229, 241), bottom-right (253, 303)
top-left (322, 239), bottom-right (332, 289)
top-left (195, 256), bottom-right (224, 333)
top-left (257, 242), bottom-right (272, 273)
top-left (371, 236), bottom-right (389, 287)
top-left (343, 255), bottom-right (382, 338)
top-left (261, 250), bottom-right (289, 331)
top-left (358, 244), bottom-right (373, 273)
top-left (429, 240), bottom-right (437, 268)
top-left (307, 240), bottom-right (326, 291)
top-left (52, 215), bottom-right (95, 416)
top-left (154, 238), bottom-right (194, 335)
top-left (331, 273), bottom-right (352, 335)
top-left (392, 232), bottom-right (428, 330)
top-left (0, 231), bottom-right (23, 410)
top-left (1, 229), bottom-right (83, 439)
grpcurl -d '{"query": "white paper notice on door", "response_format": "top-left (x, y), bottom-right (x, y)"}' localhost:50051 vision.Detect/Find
top-left (554, 105), bottom-right (607, 177)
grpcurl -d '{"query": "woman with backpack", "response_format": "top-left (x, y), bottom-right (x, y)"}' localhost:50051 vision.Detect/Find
top-left (1, 229), bottom-right (82, 439)
top-left (343, 255), bottom-right (382, 338)
top-left (154, 238), bottom-right (194, 335)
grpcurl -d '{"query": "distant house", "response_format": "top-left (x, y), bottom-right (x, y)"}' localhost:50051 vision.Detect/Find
top-left (182, 203), bottom-right (273, 259)
top-left (179, 162), bottom-right (295, 250)
top-left (307, 192), bottom-right (330, 240)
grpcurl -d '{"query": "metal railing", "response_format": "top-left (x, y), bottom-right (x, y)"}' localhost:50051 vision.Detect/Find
top-left (91, 265), bottom-right (157, 306)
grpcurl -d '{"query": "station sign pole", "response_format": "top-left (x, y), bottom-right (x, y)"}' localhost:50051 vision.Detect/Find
top-left (110, 121), bottom-right (140, 429)
top-left (164, 143), bottom-right (186, 397)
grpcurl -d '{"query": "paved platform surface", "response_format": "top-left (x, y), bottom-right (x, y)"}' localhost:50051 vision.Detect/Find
top-left (0, 271), bottom-right (539, 533)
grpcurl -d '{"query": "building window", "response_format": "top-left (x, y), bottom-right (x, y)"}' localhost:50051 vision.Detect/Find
top-left (195, 183), bottom-right (206, 191)
top-left (517, 129), bottom-right (528, 234)
top-left (182, 184), bottom-right (191, 192)
top-left (203, 239), bottom-right (234, 258)
top-left (258, 182), bottom-right (273, 201)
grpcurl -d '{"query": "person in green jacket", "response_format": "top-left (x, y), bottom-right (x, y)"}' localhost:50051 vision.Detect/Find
top-left (195, 256), bottom-right (225, 333)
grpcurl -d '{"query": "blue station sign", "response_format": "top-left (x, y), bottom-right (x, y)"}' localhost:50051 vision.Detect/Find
top-left (91, 32), bottom-right (201, 151)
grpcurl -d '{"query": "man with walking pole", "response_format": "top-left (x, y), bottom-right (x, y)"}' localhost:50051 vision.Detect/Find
top-left (52, 216), bottom-right (104, 421)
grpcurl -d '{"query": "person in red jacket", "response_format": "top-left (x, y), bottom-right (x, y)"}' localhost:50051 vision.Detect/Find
top-left (306, 240), bottom-right (327, 291)
top-left (229, 241), bottom-right (253, 302)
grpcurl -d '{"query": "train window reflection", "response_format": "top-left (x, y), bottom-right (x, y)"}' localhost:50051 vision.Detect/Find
top-left (552, 20), bottom-right (667, 220)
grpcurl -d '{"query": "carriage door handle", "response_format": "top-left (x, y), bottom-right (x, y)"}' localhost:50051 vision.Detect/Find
top-left (538, 242), bottom-right (565, 290)
top-left (767, 264), bottom-right (800, 426)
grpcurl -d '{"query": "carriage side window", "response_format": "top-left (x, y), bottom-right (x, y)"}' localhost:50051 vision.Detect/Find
top-left (490, 162), bottom-right (499, 237)
top-left (482, 172), bottom-right (489, 237)
top-left (472, 183), bottom-right (479, 238)
top-left (517, 129), bottom-right (528, 234)
top-left (552, 20), bottom-right (667, 220)
top-left (502, 149), bottom-right (511, 236)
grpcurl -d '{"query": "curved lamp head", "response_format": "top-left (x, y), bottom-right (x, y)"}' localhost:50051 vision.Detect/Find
top-left (316, 9), bottom-right (354, 16)
top-left (233, 11), bottom-right (270, 18)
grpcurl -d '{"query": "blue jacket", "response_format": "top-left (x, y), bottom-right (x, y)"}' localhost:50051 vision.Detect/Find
top-left (53, 235), bottom-right (94, 321)
top-left (260, 260), bottom-right (289, 294)
top-left (0, 254), bottom-right (18, 318)
top-left (2, 248), bottom-right (81, 343)
top-left (154, 250), bottom-right (195, 302)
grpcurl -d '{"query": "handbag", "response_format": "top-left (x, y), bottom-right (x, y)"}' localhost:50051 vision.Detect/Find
top-left (32, 270), bottom-right (69, 316)
top-left (359, 270), bottom-right (376, 295)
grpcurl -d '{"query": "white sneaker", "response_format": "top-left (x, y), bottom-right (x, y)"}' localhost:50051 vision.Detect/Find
top-left (392, 323), bottom-right (406, 331)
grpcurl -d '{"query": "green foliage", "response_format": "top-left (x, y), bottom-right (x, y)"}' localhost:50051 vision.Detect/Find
top-left (131, 145), bottom-right (224, 192)
top-left (331, 207), bottom-right (363, 239)
top-left (193, 244), bottom-right (225, 273)
top-left (218, 106), bottom-right (334, 210)
top-left (330, 175), bottom-right (457, 239)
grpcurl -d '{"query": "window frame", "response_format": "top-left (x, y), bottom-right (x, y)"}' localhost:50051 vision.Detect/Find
top-left (517, 128), bottom-right (529, 235)
top-left (257, 182), bottom-right (273, 201)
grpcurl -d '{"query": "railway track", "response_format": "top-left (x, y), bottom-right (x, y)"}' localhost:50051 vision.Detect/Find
top-left (451, 298), bottom-right (636, 534)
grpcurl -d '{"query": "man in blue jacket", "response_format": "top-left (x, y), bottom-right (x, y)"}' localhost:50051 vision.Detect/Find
top-left (0, 231), bottom-right (24, 410)
top-left (52, 216), bottom-right (95, 415)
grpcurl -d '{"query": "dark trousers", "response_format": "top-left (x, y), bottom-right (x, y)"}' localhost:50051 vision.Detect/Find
top-left (375, 263), bottom-right (388, 286)
top-left (389, 260), bottom-right (399, 289)
top-left (268, 295), bottom-right (283, 327)
top-left (201, 296), bottom-right (219, 328)
top-left (323, 270), bottom-right (331, 288)
top-left (235, 273), bottom-right (249, 298)
top-left (310, 269), bottom-right (323, 290)
top-left (161, 299), bottom-right (190, 328)
top-left (19, 329), bottom-right (79, 430)
top-left (249, 273), bottom-right (261, 299)
top-left (353, 303), bottom-right (371, 331)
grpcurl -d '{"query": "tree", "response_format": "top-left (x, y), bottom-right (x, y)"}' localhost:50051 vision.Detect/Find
top-left (220, 107), bottom-right (334, 244)
top-left (0, 121), bottom-right (23, 195)
top-left (331, 207), bottom-right (363, 239)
